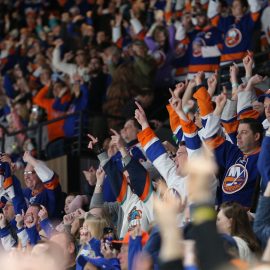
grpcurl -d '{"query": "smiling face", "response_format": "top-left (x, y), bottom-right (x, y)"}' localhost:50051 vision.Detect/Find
top-left (24, 164), bottom-right (42, 191)
top-left (79, 222), bottom-right (92, 244)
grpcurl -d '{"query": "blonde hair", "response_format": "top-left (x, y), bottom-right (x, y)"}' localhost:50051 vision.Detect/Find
top-left (83, 216), bottom-right (107, 240)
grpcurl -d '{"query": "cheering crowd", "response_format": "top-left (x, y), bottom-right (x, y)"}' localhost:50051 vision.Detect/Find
top-left (1, 0), bottom-right (270, 270)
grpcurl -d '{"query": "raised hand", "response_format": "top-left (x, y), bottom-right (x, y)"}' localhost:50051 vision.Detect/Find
top-left (248, 74), bottom-right (267, 86)
top-left (169, 88), bottom-right (188, 121)
top-left (63, 214), bottom-right (74, 226)
top-left (195, 71), bottom-right (205, 86)
top-left (22, 151), bottom-right (33, 163)
top-left (134, 101), bottom-right (149, 130)
top-left (38, 205), bottom-right (48, 221)
top-left (87, 134), bottom-right (98, 150)
top-left (74, 208), bottom-right (86, 219)
top-left (173, 81), bottom-right (188, 98)
top-left (96, 167), bottom-right (105, 184)
top-left (229, 63), bottom-right (239, 84)
top-left (110, 129), bottom-right (126, 151)
top-left (215, 93), bottom-right (227, 108)
top-left (130, 224), bottom-right (142, 240)
top-left (101, 240), bottom-right (118, 259)
top-left (187, 78), bottom-right (196, 90)
top-left (24, 212), bottom-right (36, 228)
top-left (169, 88), bottom-right (183, 113)
top-left (237, 82), bottom-right (247, 93)
top-left (54, 38), bottom-right (63, 48)
top-left (214, 93), bottom-right (227, 116)
top-left (15, 210), bottom-right (25, 229)
top-left (207, 71), bottom-right (218, 97)
top-left (243, 51), bottom-right (253, 77)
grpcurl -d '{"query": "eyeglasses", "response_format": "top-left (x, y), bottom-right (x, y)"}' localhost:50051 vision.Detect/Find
top-left (24, 170), bottom-right (36, 175)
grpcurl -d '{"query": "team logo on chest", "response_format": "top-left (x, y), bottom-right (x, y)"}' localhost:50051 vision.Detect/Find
top-left (127, 206), bottom-right (142, 231)
top-left (225, 28), bottom-right (242, 48)
top-left (192, 37), bottom-right (206, 57)
top-left (222, 163), bottom-right (248, 194)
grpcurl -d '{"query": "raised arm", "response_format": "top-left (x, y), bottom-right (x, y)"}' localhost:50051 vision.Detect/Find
top-left (135, 102), bottom-right (186, 197)
top-left (110, 129), bottom-right (153, 203)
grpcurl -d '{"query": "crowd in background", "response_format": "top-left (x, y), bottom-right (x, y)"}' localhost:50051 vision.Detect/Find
top-left (1, 0), bottom-right (270, 270)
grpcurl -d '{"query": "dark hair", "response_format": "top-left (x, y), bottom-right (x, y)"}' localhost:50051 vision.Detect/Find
top-left (237, 0), bottom-right (249, 9)
top-left (239, 118), bottom-right (264, 144)
top-left (220, 202), bottom-right (261, 254)
top-left (126, 117), bottom-right (141, 130)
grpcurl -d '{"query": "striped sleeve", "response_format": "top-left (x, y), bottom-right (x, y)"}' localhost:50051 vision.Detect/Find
top-left (166, 104), bottom-right (183, 142)
top-left (180, 118), bottom-right (201, 152)
top-left (237, 91), bottom-right (259, 120)
top-left (103, 159), bottom-right (128, 204)
top-left (193, 86), bottom-right (214, 121)
top-left (124, 157), bottom-right (152, 203)
top-left (137, 128), bottom-right (186, 196)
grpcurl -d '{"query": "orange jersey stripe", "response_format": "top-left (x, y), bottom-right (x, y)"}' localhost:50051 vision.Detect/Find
top-left (117, 175), bottom-right (128, 203)
top-left (44, 175), bottom-right (59, 190)
top-left (193, 86), bottom-right (214, 117)
top-left (239, 109), bottom-right (259, 120)
top-left (251, 12), bottom-right (260, 22)
top-left (180, 118), bottom-right (197, 134)
top-left (222, 120), bottom-right (239, 135)
top-left (137, 127), bottom-right (156, 148)
top-left (140, 173), bottom-right (151, 202)
top-left (188, 64), bottom-right (219, 73)
top-left (166, 104), bottom-right (181, 133)
top-left (205, 136), bottom-right (225, 149)
top-left (3, 177), bottom-right (13, 189)
top-left (221, 51), bottom-right (247, 62)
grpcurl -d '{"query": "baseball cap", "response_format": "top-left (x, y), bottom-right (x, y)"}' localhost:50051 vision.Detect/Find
top-left (258, 93), bottom-right (270, 103)
top-left (112, 230), bottom-right (149, 246)
top-left (77, 256), bottom-right (120, 270)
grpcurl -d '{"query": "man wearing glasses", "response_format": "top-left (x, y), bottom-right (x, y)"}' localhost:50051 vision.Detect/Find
top-left (22, 151), bottom-right (63, 219)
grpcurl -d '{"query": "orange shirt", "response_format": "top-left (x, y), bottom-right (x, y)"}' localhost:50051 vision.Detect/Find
top-left (33, 85), bottom-right (71, 142)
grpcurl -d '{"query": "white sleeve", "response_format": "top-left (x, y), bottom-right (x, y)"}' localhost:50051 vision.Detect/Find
top-left (237, 90), bottom-right (257, 114)
top-left (221, 99), bottom-right (237, 121)
top-left (247, 0), bottom-right (261, 13)
top-left (203, 113), bottom-right (221, 139)
top-left (1, 232), bottom-right (16, 251)
top-left (201, 45), bottom-right (221, 57)
top-left (112, 26), bottom-right (121, 43)
top-left (152, 153), bottom-right (187, 197)
top-left (130, 18), bottom-right (143, 34)
top-left (17, 229), bottom-right (29, 248)
top-left (34, 161), bottom-right (54, 183)
top-left (52, 47), bottom-right (77, 77)
top-left (175, 0), bottom-right (185, 11)
top-left (175, 22), bottom-right (186, 41)
top-left (207, 0), bottom-right (220, 19)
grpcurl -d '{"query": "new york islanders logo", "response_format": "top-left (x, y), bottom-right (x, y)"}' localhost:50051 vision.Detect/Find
top-left (127, 206), bottom-right (142, 231)
top-left (192, 37), bottom-right (206, 57)
top-left (222, 164), bottom-right (248, 194)
top-left (225, 28), bottom-right (242, 48)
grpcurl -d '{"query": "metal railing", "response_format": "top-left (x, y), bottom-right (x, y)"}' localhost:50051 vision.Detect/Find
top-left (217, 50), bottom-right (270, 93)
top-left (0, 110), bottom-right (125, 159)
